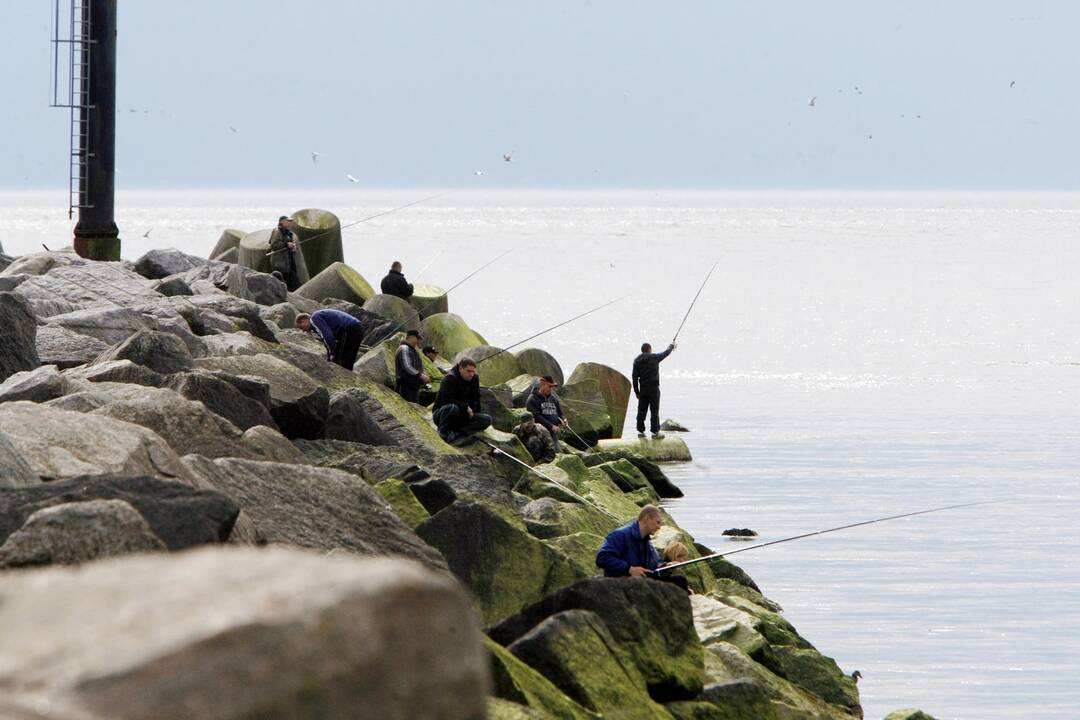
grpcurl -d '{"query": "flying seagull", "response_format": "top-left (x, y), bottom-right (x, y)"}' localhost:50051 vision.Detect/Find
top-left (311, 151), bottom-right (320, 165)
top-left (228, 126), bottom-right (238, 133)
top-left (346, 174), bottom-right (359, 183)
top-left (503, 152), bottom-right (513, 162)
top-left (808, 96), bottom-right (817, 107)
top-left (143, 228), bottom-right (153, 238)
top-left (1010, 80), bottom-right (1016, 88)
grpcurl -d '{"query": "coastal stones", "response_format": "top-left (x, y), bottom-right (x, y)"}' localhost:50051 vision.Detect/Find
top-left (0, 474), bottom-right (239, 550)
top-left (486, 637), bottom-right (597, 720)
top-left (457, 345), bottom-right (523, 386)
top-left (292, 207), bottom-right (344, 277)
top-left (566, 362), bottom-right (631, 439)
top-left (182, 260), bottom-right (288, 306)
top-left (132, 247), bottom-right (204, 280)
top-left (0, 430), bottom-right (37, 487)
top-left (660, 419), bottom-right (690, 432)
top-left (596, 436), bottom-right (693, 463)
top-left (883, 711), bottom-right (939, 720)
top-left (236, 227), bottom-right (276, 274)
top-left (11, 262), bottom-right (160, 318)
top-left (374, 478), bottom-right (430, 529)
top-left (515, 348), bottom-right (564, 386)
top-left (557, 378), bottom-right (613, 446)
top-left (0, 499), bottom-right (167, 568)
top-left (210, 228), bottom-right (245, 259)
top-left (44, 305), bottom-right (156, 345)
top-left (408, 283), bottom-right (449, 318)
top-left (580, 447), bottom-right (684, 498)
top-left (296, 261), bottom-right (375, 305)
top-left (420, 312), bottom-right (487, 358)
top-left (363, 292), bottom-right (421, 331)
top-left (0, 547), bottom-right (488, 720)
top-left (0, 365), bottom-right (76, 404)
top-left (35, 324), bottom-right (110, 368)
top-left (92, 328), bottom-right (194, 375)
top-left (183, 456), bottom-right (448, 572)
top-left (323, 384), bottom-right (448, 453)
top-left (165, 370), bottom-right (278, 431)
top-left (416, 501), bottom-right (585, 625)
top-left (0, 292), bottom-right (39, 383)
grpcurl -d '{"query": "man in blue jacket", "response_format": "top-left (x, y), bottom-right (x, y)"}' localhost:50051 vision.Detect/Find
top-left (295, 309), bottom-right (364, 370)
top-left (595, 505), bottom-right (690, 593)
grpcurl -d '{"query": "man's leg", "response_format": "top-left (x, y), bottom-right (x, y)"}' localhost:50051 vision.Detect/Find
top-left (459, 412), bottom-right (492, 436)
top-left (547, 425), bottom-right (561, 452)
top-left (338, 325), bottom-right (364, 371)
top-left (636, 394), bottom-right (648, 435)
top-left (648, 389), bottom-right (661, 435)
top-left (433, 405), bottom-right (463, 441)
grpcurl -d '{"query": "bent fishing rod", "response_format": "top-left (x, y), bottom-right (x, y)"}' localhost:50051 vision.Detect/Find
top-left (670, 260), bottom-right (718, 345)
top-left (476, 296), bottom-right (627, 366)
top-left (652, 500), bottom-right (1000, 575)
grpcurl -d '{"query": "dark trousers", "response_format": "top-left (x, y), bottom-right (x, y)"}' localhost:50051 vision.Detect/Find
top-left (432, 404), bottom-right (492, 438)
top-left (636, 386), bottom-right (661, 434)
top-left (396, 379), bottom-right (420, 404)
top-left (284, 252), bottom-right (301, 291)
top-left (649, 572), bottom-right (690, 594)
top-left (332, 324), bottom-right (365, 371)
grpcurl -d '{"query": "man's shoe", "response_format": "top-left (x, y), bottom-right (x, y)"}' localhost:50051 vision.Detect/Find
top-left (651, 432), bottom-right (665, 440)
top-left (450, 434), bottom-right (474, 447)
top-left (441, 430), bottom-right (459, 445)
top-left (637, 432), bottom-right (646, 439)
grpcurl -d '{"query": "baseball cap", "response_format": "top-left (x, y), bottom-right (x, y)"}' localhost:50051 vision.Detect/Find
top-left (540, 375), bottom-right (559, 386)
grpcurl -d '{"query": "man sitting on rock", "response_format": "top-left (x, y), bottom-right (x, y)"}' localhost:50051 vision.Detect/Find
top-left (595, 505), bottom-right (690, 593)
top-left (296, 309), bottom-right (364, 371)
top-left (513, 413), bottom-right (556, 464)
top-left (432, 357), bottom-right (492, 445)
top-left (422, 345), bottom-right (439, 363)
top-left (525, 375), bottom-right (565, 452)
top-left (380, 261), bottom-right (414, 300)
top-left (395, 330), bottom-right (430, 403)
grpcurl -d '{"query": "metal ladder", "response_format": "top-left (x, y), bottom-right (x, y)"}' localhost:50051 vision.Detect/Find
top-left (50, 0), bottom-right (95, 219)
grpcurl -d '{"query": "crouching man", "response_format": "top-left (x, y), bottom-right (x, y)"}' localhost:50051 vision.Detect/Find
top-left (513, 413), bottom-right (556, 464)
top-left (432, 358), bottom-right (492, 445)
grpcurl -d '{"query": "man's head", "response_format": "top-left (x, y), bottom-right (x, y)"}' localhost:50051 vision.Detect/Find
top-left (405, 330), bottom-right (421, 347)
top-left (637, 505), bottom-right (663, 538)
top-left (641, 343), bottom-right (652, 353)
top-left (295, 313), bottom-right (312, 331)
top-left (538, 375), bottom-right (558, 396)
top-left (457, 357), bottom-right (477, 381)
top-left (422, 345), bottom-right (438, 361)
top-left (391, 261), bottom-right (402, 272)
top-left (519, 414), bottom-right (535, 430)
top-left (278, 215), bottom-right (294, 229)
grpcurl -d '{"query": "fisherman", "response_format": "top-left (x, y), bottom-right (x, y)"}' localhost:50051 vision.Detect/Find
top-left (380, 261), bottom-right (414, 300)
top-left (525, 375), bottom-right (565, 451)
top-left (395, 330), bottom-right (430, 403)
top-left (432, 357), bottom-right (492, 444)
top-left (513, 413), bottom-right (556, 464)
top-left (595, 505), bottom-right (690, 593)
top-left (269, 216), bottom-right (302, 291)
top-left (632, 342), bottom-right (676, 439)
top-left (295, 309), bottom-right (364, 371)
top-left (422, 345), bottom-right (439, 363)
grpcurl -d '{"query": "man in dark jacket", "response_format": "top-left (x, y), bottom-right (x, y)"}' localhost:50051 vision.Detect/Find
top-left (632, 341), bottom-right (676, 439)
top-left (596, 505), bottom-right (689, 593)
top-left (432, 358), bottom-right (492, 444)
top-left (380, 261), bottom-right (414, 299)
top-left (269, 216), bottom-right (302, 291)
top-left (525, 375), bottom-right (564, 451)
top-left (296, 309), bottom-right (364, 370)
top-left (395, 330), bottom-right (430, 403)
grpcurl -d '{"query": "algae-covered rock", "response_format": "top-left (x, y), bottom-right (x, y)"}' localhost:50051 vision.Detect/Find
top-left (480, 386), bottom-right (520, 432)
top-left (460, 345), bottom-right (524, 387)
top-left (324, 384), bottom-right (450, 454)
top-left (770, 645), bottom-right (860, 712)
top-left (884, 710), bottom-right (939, 720)
top-left (566, 362), bottom-right (631, 439)
top-left (236, 227), bottom-right (275, 274)
top-left (557, 378), bottom-right (613, 446)
top-left (420, 312), bottom-right (487, 358)
top-left (542, 532), bottom-right (605, 579)
top-left (296, 261), bottom-right (375, 306)
top-left (520, 497), bottom-right (616, 540)
top-left (597, 435), bottom-right (693, 462)
top-left (374, 478), bottom-right (430, 529)
top-left (363, 293), bottom-right (421, 331)
top-left (293, 208), bottom-right (344, 277)
top-left (408, 282), bottom-right (449, 318)
top-left (486, 637), bottom-right (599, 720)
top-left (594, 458), bottom-right (655, 494)
top-left (506, 373), bottom-right (539, 407)
top-left (581, 447), bottom-right (684, 498)
top-left (515, 348), bottom-right (564, 386)
top-left (487, 698), bottom-right (549, 719)
top-left (660, 419), bottom-right (690, 432)
top-left (416, 501), bottom-right (585, 625)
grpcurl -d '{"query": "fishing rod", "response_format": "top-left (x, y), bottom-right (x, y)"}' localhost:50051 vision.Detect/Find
top-left (670, 260), bottom-right (718, 345)
top-left (477, 296), bottom-right (627, 366)
top-left (481, 440), bottom-right (621, 523)
top-left (412, 249), bottom-right (444, 284)
top-left (266, 191), bottom-right (454, 257)
top-left (652, 500), bottom-right (1000, 575)
top-left (560, 420), bottom-right (600, 454)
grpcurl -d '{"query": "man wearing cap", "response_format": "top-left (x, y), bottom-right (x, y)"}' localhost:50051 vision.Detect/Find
top-left (380, 261), bottom-right (414, 300)
top-left (395, 330), bottom-right (430, 403)
top-left (422, 345), bottom-right (439, 363)
top-left (295, 308), bottom-right (365, 371)
top-left (269, 216), bottom-right (301, 291)
top-left (526, 375), bottom-right (565, 452)
top-left (513, 413), bottom-right (556, 464)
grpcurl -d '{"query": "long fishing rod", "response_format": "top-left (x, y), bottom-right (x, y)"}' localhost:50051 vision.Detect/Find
top-left (266, 191), bottom-right (454, 257)
top-left (653, 500), bottom-right (1000, 575)
top-left (670, 260), bottom-right (718, 344)
top-left (412, 249), bottom-right (444, 284)
top-left (481, 440), bottom-right (621, 523)
top-left (560, 420), bottom-right (600, 453)
top-left (477, 296), bottom-right (627, 366)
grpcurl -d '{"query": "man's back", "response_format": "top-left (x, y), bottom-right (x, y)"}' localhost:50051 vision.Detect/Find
top-left (632, 347), bottom-right (672, 389)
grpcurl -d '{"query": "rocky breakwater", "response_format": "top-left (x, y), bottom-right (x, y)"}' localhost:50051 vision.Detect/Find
top-left (0, 240), bottom-right (935, 718)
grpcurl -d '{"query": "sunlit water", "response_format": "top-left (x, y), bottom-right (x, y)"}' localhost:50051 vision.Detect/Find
top-left (5, 190), bottom-right (1079, 719)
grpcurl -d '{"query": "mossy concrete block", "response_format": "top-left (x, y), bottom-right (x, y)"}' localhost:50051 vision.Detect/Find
top-left (416, 501), bottom-right (586, 626)
top-left (236, 228), bottom-right (275, 274)
top-left (884, 710), bottom-right (939, 720)
top-left (420, 312), bottom-right (487, 358)
top-left (581, 448), bottom-right (684, 498)
top-left (363, 293), bottom-right (421, 332)
top-left (506, 373), bottom-right (538, 407)
top-left (770, 646), bottom-right (860, 713)
top-left (521, 498), bottom-right (618, 541)
top-left (408, 283), bottom-right (449, 319)
top-left (486, 698), bottom-right (549, 719)
top-left (514, 348), bottom-right (564, 386)
top-left (557, 379), bottom-right (613, 446)
top-left (296, 262), bottom-right (375, 306)
top-left (374, 478), bottom-right (430, 529)
top-left (210, 228), bottom-right (244, 260)
top-left (566, 362), bottom-right (631, 439)
top-left (594, 458), bottom-right (653, 493)
top-left (486, 636), bottom-right (599, 720)
top-left (293, 208), bottom-right (343, 278)
top-left (213, 246), bottom-right (239, 263)
top-left (460, 345), bottom-right (524, 387)
top-left (664, 701), bottom-right (729, 720)
top-left (480, 386), bottom-right (520, 433)
top-left (597, 436), bottom-right (693, 463)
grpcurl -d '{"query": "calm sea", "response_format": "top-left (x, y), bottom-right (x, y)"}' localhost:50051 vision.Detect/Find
top-left (5, 189), bottom-right (1079, 719)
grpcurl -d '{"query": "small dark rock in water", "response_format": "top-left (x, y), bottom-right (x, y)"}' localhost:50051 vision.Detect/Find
top-left (659, 419), bottom-right (689, 432)
top-left (722, 528), bottom-right (758, 538)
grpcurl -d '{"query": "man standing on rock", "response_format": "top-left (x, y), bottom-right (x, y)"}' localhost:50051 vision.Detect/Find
top-left (513, 413), bottom-right (556, 464)
top-left (395, 330), bottom-right (430, 403)
top-left (632, 342), bottom-right (676, 440)
top-left (269, 216), bottom-right (302, 291)
top-left (526, 376), bottom-right (565, 452)
top-left (380, 261), bottom-right (414, 300)
top-left (296, 309), bottom-right (365, 371)
top-left (596, 505), bottom-right (689, 593)
top-left (432, 358), bottom-right (492, 445)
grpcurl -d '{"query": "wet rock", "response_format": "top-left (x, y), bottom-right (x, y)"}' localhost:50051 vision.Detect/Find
top-left (183, 456), bottom-right (448, 572)
top-left (514, 348), bottom-right (564, 386)
top-left (296, 261), bottom-right (375, 305)
top-left (420, 312), bottom-right (488, 358)
top-left (0, 546), bottom-right (487, 720)
top-left (0, 292), bottom-right (39, 383)
top-left (92, 328), bottom-right (194, 375)
top-left (166, 370), bottom-right (278, 431)
top-left (566, 362), bottom-right (631, 440)
top-left (0, 365), bottom-right (77, 404)
top-left (456, 345), bottom-right (523, 386)
top-left (596, 436), bottom-right (693, 463)
top-left (486, 636), bottom-right (598, 720)
top-left (35, 324), bottom-right (110, 368)
top-left (0, 430), bottom-right (37, 487)
top-left (132, 247), bottom-right (204, 280)
top-left (884, 710), bottom-right (938, 720)
top-left (0, 499), bottom-right (167, 568)
top-left (660, 419), bottom-right (690, 432)
top-left (722, 528), bottom-right (758, 538)
top-left (0, 474), bottom-right (238, 550)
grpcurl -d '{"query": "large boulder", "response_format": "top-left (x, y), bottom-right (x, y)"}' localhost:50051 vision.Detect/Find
top-left (63, 358), bottom-right (166, 388)
top-left (182, 261), bottom-right (288, 307)
top-left (408, 282), bottom-right (449, 318)
top-left (457, 345), bottom-right (523, 386)
top-left (0, 430), bottom-right (37, 487)
top-left (0, 292), bottom-right (39, 383)
top-left (210, 228), bottom-right (245, 259)
top-left (323, 384), bottom-right (448, 454)
top-left (416, 501), bottom-right (585, 625)
top-left (515, 348), bottom-right (564, 386)
top-left (0, 547), bottom-right (488, 720)
top-left (597, 436), bottom-right (693, 463)
top-left (43, 305), bottom-right (156, 345)
top-left (420, 312), bottom-right (487, 358)
top-left (555, 379), bottom-right (613, 446)
top-left (132, 247), bottom-right (204, 280)
top-left (176, 293), bottom-right (280, 342)
top-left (363, 292), bottom-right (421, 331)
top-left (580, 447), bottom-right (685, 498)
top-left (235, 227), bottom-right (275, 274)
top-left (489, 577), bottom-right (705, 702)
top-left (884, 711), bottom-right (939, 720)
top-left (35, 324), bottom-right (110, 368)
top-left (166, 370), bottom-right (278, 431)
top-left (0, 249), bottom-right (83, 278)
top-left (296, 261), bottom-right (375, 305)
top-left (486, 636), bottom-right (598, 720)
top-left (183, 456), bottom-right (448, 572)
top-left (566, 363), bottom-right (631, 439)
top-left (0, 365), bottom-right (80, 404)
top-left (10, 261), bottom-right (161, 318)
top-left (92, 328), bottom-right (194, 375)
top-left (293, 207), bottom-right (344, 277)
top-left (0, 474), bottom-right (239, 550)
top-left (0, 499), bottom-right (167, 568)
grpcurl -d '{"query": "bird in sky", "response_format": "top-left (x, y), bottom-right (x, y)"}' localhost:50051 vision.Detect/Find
top-left (346, 174), bottom-right (359, 183)
top-left (228, 126), bottom-right (238, 133)
top-left (474, 170), bottom-right (486, 176)
top-left (808, 96), bottom-right (817, 107)
top-left (142, 228), bottom-right (153, 238)
top-left (311, 152), bottom-right (320, 165)
top-left (503, 152), bottom-right (513, 162)
top-left (1010, 80), bottom-right (1016, 88)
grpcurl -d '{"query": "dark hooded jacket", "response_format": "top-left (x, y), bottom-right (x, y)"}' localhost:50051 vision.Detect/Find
top-left (380, 270), bottom-right (414, 299)
top-left (433, 366), bottom-right (481, 414)
top-left (632, 345), bottom-right (673, 394)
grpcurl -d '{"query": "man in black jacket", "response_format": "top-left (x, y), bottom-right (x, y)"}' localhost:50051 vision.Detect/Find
top-left (380, 261), bottom-right (414, 299)
top-left (395, 330), bottom-right (430, 403)
top-left (432, 358), bottom-right (492, 444)
top-left (632, 342), bottom-right (675, 439)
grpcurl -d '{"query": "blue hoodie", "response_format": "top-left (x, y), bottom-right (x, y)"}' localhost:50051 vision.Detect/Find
top-left (595, 521), bottom-right (659, 577)
top-left (310, 308), bottom-right (361, 358)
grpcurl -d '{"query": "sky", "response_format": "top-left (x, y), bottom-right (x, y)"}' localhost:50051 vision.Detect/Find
top-left (2, 1), bottom-right (1077, 190)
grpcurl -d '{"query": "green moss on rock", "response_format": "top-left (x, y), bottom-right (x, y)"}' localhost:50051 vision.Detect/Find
top-left (420, 312), bottom-right (487, 358)
top-left (292, 208), bottom-right (344, 278)
top-left (408, 283), bottom-right (449, 319)
top-left (515, 348), bottom-right (564, 386)
top-left (296, 262), bottom-right (375, 305)
top-left (883, 710), bottom-right (939, 720)
top-left (566, 362), bottom-right (631, 439)
top-left (487, 637), bottom-right (599, 720)
top-left (373, 478), bottom-right (430, 529)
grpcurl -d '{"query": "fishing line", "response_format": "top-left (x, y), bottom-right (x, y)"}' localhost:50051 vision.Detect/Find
top-left (671, 260), bottom-right (718, 345)
top-left (476, 296), bottom-right (626, 366)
